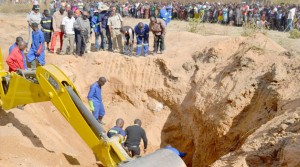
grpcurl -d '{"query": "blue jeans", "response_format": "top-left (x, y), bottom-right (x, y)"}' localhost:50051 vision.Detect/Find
top-left (100, 28), bottom-right (112, 50)
top-left (287, 19), bottom-right (293, 31)
top-left (95, 32), bottom-right (100, 50)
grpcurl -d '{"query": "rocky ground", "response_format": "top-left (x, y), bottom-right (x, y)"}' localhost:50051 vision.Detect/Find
top-left (0, 13), bottom-right (300, 167)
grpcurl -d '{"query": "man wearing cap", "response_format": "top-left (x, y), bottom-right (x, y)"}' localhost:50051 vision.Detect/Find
top-left (27, 5), bottom-right (42, 50)
top-left (50, 7), bottom-right (67, 53)
top-left (74, 11), bottom-right (91, 56)
top-left (27, 23), bottom-right (45, 69)
top-left (99, 4), bottom-right (112, 51)
top-left (108, 6), bottom-right (123, 53)
top-left (60, 10), bottom-right (76, 55)
top-left (91, 9), bottom-right (101, 51)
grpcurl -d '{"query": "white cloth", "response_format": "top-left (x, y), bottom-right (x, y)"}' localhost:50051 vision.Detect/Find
top-left (26, 11), bottom-right (42, 25)
top-left (62, 16), bottom-right (76, 34)
top-left (288, 8), bottom-right (296, 20)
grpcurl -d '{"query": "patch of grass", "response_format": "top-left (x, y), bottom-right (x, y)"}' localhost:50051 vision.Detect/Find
top-left (289, 29), bottom-right (300, 39)
top-left (0, 2), bottom-right (47, 13)
top-left (242, 21), bottom-right (268, 36)
top-left (188, 18), bottom-right (202, 33)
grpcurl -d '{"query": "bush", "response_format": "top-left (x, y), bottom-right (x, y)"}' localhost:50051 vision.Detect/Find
top-left (188, 18), bottom-right (202, 33)
top-left (289, 29), bottom-right (300, 39)
top-left (242, 21), bottom-right (268, 36)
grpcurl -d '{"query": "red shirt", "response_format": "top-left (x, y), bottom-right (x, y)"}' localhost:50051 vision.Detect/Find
top-left (6, 47), bottom-right (24, 72)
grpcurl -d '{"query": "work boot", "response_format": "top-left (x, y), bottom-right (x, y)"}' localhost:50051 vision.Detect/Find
top-left (98, 119), bottom-right (106, 125)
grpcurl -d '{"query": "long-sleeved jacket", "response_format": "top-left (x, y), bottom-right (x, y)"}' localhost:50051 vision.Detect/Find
top-left (6, 47), bottom-right (25, 72)
top-left (41, 16), bottom-right (52, 32)
top-left (149, 18), bottom-right (166, 36)
top-left (27, 30), bottom-right (45, 65)
top-left (159, 7), bottom-right (169, 24)
top-left (99, 11), bottom-right (111, 29)
top-left (134, 24), bottom-right (149, 39)
top-left (26, 11), bottom-right (42, 25)
top-left (52, 11), bottom-right (67, 32)
top-left (74, 16), bottom-right (91, 35)
top-left (87, 82), bottom-right (103, 104)
top-left (91, 15), bottom-right (101, 33)
top-left (125, 125), bottom-right (148, 149)
top-left (8, 43), bottom-right (27, 70)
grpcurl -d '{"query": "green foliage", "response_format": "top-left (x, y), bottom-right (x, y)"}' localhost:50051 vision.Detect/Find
top-left (289, 29), bottom-right (300, 39)
top-left (188, 18), bottom-right (202, 33)
top-left (242, 21), bottom-right (268, 36)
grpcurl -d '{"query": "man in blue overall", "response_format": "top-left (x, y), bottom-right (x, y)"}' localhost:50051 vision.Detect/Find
top-left (166, 4), bottom-right (173, 25)
top-left (158, 5), bottom-right (169, 25)
top-left (27, 23), bottom-right (45, 69)
top-left (91, 10), bottom-right (101, 51)
top-left (134, 22), bottom-right (149, 57)
top-left (87, 77), bottom-right (107, 125)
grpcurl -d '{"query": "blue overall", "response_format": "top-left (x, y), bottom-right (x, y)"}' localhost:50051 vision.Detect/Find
top-left (165, 146), bottom-right (186, 158)
top-left (91, 15), bottom-right (101, 50)
top-left (134, 24), bottom-right (149, 56)
top-left (159, 7), bottom-right (169, 25)
top-left (27, 30), bottom-right (45, 65)
top-left (87, 82), bottom-right (105, 119)
top-left (166, 5), bottom-right (173, 24)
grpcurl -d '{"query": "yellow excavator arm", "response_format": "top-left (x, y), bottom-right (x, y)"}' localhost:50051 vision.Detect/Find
top-left (0, 48), bottom-right (186, 167)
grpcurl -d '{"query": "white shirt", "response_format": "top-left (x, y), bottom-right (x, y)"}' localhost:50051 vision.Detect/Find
top-left (62, 16), bottom-right (76, 35)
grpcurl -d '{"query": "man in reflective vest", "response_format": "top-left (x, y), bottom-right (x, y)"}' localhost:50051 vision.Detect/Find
top-left (134, 22), bottom-right (149, 56)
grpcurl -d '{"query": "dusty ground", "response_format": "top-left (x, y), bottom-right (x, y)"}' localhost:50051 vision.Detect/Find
top-left (0, 13), bottom-right (300, 167)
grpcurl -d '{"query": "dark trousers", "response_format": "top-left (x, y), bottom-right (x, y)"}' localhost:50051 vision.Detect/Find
top-left (76, 33), bottom-right (88, 55)
top-left (128, 146), bottom-right (140, 157)
top-left (153, 35), bottom-right (165, 53)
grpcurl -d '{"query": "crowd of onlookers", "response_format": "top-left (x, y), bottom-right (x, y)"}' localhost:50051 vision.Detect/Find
top-left (46, 0), bottom-right (300, 31)
top-left (5, 0), bottom-right (300, 73)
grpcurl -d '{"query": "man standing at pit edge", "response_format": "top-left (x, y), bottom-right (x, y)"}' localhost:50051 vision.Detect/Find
top-left (149, 16), bottom-right (166, 56)
top-left (87, 77), bottom-right (107, 125)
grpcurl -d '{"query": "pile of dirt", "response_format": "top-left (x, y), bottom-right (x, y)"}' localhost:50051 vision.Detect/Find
top-left (1, 14), bottom-right (300, 167)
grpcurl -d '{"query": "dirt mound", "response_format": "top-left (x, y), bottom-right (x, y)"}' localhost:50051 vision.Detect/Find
top-left (1, 14), bottom-right (300, 167)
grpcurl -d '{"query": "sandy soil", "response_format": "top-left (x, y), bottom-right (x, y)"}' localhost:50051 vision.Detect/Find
top-left (0, 13), bottom-right (300, 167)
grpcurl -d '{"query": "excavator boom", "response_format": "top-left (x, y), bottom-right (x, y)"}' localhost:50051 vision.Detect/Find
top-left (0, 48), bottom-right (186, 167)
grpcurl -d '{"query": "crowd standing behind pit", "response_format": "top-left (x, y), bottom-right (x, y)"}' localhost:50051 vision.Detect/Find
top-left (5, 1), bottom-right (300, 71)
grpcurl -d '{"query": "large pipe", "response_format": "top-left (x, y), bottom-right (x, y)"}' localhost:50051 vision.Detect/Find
top-left (120, 149), bottom-right (187, 167)
top-left (66, 86), bottom-right (108, 140)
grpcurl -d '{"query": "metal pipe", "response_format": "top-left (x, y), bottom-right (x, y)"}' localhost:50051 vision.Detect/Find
top-left (66, 86), bottom-right (109, 140)
top-left (120, 149), bottom-right (187, 167)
